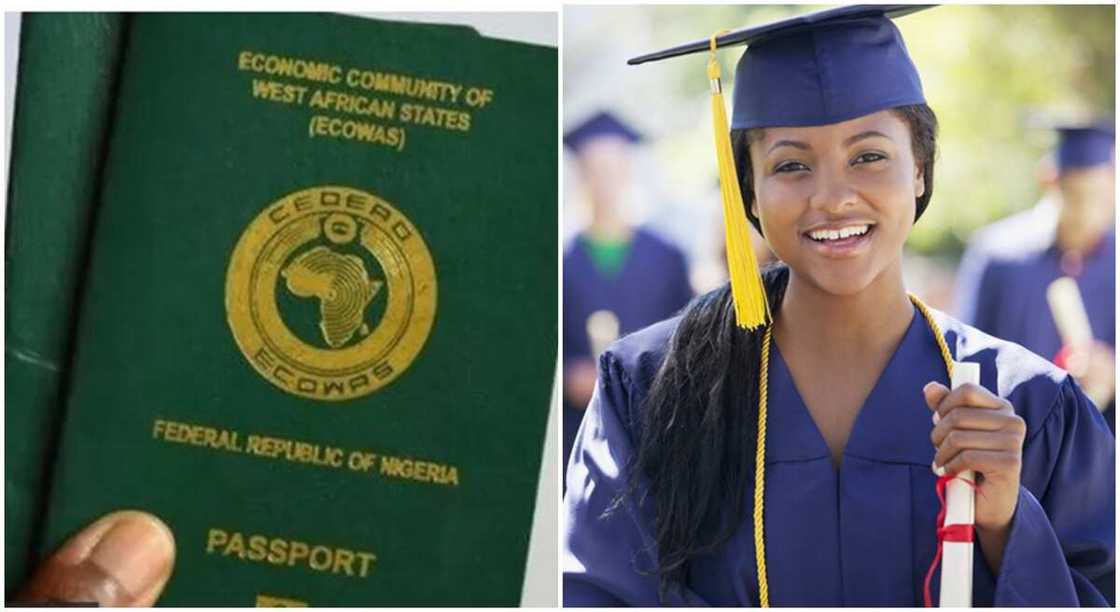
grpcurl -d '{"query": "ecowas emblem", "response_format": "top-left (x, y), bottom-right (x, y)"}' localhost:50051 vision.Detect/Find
top-left (226, 186), bottom-right (436, 401)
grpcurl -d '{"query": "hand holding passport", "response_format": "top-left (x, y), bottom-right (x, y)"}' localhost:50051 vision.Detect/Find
top-left (16, 511), bottom-right (175, 606)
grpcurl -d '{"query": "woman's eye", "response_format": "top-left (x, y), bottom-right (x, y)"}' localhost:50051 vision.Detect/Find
top-left (774, 161), bottom-right (809, 173)
top-left (853, 152), bottom-right (886, 165)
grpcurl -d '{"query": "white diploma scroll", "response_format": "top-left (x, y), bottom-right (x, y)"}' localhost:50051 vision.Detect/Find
top-left (586, 310), bottom-right (620, 360)
top-left (1046, 276), bottom-right (1111, 409)
top-left (940, 360), bottom-right (980, 607)
top-left (1046, 276), bottom-right (1093, 349)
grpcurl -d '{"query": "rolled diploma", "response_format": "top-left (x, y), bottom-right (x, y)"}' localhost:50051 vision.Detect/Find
top-left (586, 310), bottom-right (620, 360)
top-left (1046, 277), bottom-right (1110, 409)
top-left (1046, 276), bottom-right (1093, 348)
top-left (940, 360), bottom-right (980, 607)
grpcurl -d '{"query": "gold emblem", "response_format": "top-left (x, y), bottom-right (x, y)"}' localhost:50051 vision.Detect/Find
top-left (226, 186), bottom-right (436, 401)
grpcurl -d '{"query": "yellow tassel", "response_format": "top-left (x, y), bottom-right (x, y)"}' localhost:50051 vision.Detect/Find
top-left (708, 34), bottom-right (770, 330)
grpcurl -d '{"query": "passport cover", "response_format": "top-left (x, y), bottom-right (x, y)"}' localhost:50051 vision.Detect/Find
top-left (5, 12), bottom-right (126, 590)
top-left (34, 13), bottom-right (556, 605)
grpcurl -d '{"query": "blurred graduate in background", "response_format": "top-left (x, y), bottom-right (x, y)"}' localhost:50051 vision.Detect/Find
top-left (562, 111), bottom-right (694, 486)
top-left (953, 154), bottom-right (1061, 322)
top-left (964, 124), bottom-right (1115, 431)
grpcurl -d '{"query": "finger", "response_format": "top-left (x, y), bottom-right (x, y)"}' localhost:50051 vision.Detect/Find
top-left (938, 448), bottom-right (1020, 478)
top-left (930, 408), bottom-right (1026, 446)
top-left (17, 510), bottom-right (175, 606)
top-left (934, 429), bottom-right (1024, 469)
top-left (923, 381), bottom-right (951, 416)
top-left (933, 383), bottom-right (1012, 420)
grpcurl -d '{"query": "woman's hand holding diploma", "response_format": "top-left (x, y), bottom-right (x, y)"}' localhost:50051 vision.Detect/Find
top-left (924, 381), bottom-right (1027, 575)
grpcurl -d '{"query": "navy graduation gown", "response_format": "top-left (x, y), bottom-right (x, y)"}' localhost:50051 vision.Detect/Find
top-left (563, 306), bottom-right (1114, 606)
top-left (953, 199), bottom-right (1057, 324)
top-left (972, 232), bottom-right (1115, 431)
top-left (562, 228), bottom-right (693, 481)
top-left (972, 231), bottom-right (1115, 364)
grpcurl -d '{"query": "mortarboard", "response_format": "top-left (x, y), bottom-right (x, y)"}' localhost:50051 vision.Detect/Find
top-left (1056, 124), bottom-right (1115, 175)
top-left (563, 111), bottom-right (642, 152)
top-left (629, 5), bottom-right (931, 129)
top-left (629, 5), bottom-right (933, 330)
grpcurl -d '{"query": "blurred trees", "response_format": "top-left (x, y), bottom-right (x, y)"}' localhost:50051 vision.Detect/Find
top-left (899, 5), bottom-right (1114, 254)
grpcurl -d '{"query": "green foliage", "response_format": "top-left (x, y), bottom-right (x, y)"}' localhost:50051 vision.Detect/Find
top-left (898, 5), bottom-right (1114, 255)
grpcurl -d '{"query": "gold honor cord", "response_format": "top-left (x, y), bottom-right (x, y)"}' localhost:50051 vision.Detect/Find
top-left (708, 32), bottom-right (770, 330)
top-left (754, 325), bottom-right (773, 606)
top-left (752, 294), bottom-right (953, 606)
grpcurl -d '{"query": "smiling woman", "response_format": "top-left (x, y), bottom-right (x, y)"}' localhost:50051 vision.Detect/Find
top-left (739, 108), bottom-right (934, 297)
top-left (562, 5), bottom-right (1114, 608)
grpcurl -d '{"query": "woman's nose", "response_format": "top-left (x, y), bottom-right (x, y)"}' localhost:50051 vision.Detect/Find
top-left (808, 165), bottom-right (858, 213)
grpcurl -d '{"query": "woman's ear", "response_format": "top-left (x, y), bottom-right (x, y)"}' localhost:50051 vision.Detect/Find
top-left (914, 164), bottom-right (926, 198)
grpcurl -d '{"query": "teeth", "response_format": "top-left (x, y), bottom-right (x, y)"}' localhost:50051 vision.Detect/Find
top-left (808, 225), bottom-right (869, 241)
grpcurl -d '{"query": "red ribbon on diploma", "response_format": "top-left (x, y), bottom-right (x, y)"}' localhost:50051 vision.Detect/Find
top-left (1053, 344), bottom-right (1073, 370)
top-left (923, 474), bottom-right (977, 607)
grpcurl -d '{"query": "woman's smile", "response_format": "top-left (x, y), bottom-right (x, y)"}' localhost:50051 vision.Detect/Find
top-left (801, 220), bottom-right (877, 258)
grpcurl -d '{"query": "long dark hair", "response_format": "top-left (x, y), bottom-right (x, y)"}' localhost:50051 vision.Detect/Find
top-left (616, 104), bottom-right (938, 600)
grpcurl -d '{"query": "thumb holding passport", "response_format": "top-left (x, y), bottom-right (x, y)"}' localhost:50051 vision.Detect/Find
top-left (16, 511), bottom-right (175, 606)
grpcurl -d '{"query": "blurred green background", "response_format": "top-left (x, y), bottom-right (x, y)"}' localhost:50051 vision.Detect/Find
top-left (563, 4), bottom-right (1114, 307)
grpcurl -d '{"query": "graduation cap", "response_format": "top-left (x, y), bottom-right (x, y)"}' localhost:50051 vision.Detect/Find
top-left (1056, 124), bottom-right (1115, 175)
top-left (629, 4), bottom-right (933, 330)
top-left (563, 111), bottom-right (642, 152)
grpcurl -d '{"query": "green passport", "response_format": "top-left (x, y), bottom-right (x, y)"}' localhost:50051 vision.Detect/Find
top-left (6, 13), bottom-right (126, 590)
top-left (31, 13), bottom-right (556, 606)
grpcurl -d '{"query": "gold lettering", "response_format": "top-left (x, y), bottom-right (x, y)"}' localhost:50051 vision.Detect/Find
top-left (248, 535), bottom-right (268, 561)
top-left (376, 455), bottom-right (460, 487)
top-left (356, 552), bottom-right (377, 577)
top-left (392, 221), bottom-right (412, 241)
top-left (155, 420), bottom-right (458, 486)
top-left (152, 419), bottom-right (241, 453)
top-left (372, 362), bottom-right (394, 380)
top-left (254, 348), bottom-right (275, 370)
top-left (238, 52), bottom-right (341, 84)
top-left (288, 541), bottom-right (310, 567)
top-left (206, 528), bottom-right (228, 553)
top-left (398, 103), bottom-right (470, 132)
top-left (349, 374), bottom-right (370, 391)
top-left (333, 548), bottom-right (355, 576)
top-left (294, 194), bottom-right (314, 211)
top-left (322, 380), bottom-right (346, 396)
top-left (226, 532), bottom-right (246, 559)
top-left (327, 448), bottom-right (344, 468)
top-left (267, 538), bottom-right (287, 565)
top-left (309, 546), bottom-right (332, 571)
top-left (268, 205), bottom-right (289, 224)
top-left (205, 527), bottom-right (377, 579)
top-left (308, 89), bottom-right (396, 120)
top-left (250, 79), bottom-right (307, 105)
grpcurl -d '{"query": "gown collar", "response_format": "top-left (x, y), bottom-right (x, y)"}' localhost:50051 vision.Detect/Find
top-left (765, 304), bottom-right (951, 466)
